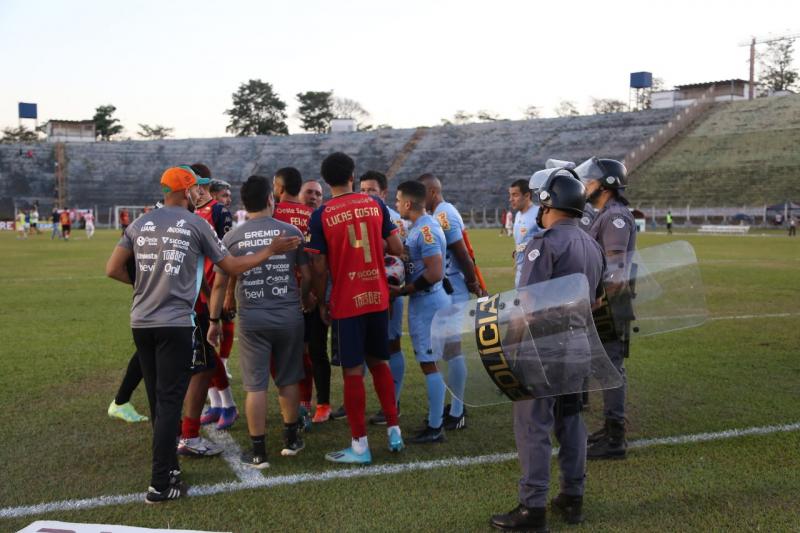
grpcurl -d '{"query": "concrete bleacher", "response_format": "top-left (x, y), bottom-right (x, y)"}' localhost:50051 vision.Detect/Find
top-left (0, 108), bottom-right (676, 218)
top-left (628, 94), bottom-right (800, 207)
top-left (391, 109), bottom-right (675, 207)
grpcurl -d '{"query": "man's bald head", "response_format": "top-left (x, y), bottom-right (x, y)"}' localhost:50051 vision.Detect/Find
top-left (417, 173), bottom-right (442, 211)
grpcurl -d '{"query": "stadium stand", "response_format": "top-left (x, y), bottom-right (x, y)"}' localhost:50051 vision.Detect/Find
top-left (628, 93), bottom-right (800, 207)
top-left (0, 108), bottom-right (677, 219)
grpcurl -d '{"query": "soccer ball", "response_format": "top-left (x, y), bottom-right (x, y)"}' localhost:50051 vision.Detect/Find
top-left (384, 255), bottom-right (405, 286)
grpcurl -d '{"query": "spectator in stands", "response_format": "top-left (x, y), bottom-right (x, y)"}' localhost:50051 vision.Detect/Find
top-left (51, 208), bottom-right (61, 239)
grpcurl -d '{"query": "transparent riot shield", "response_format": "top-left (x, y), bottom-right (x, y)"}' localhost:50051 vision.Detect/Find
top-left (431, 273), bottom-right (623, 406)
top-left (592, 240), bottom-right (708, 343)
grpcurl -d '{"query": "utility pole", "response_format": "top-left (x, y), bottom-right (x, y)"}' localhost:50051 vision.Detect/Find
top-left (741, 32), bottom-right (800, 100)
top-left (749, 37), bottom-right (756, 100)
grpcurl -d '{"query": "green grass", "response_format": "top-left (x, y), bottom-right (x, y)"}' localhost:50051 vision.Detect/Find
top-left (628, 93), bottom-right (800, 206)
top-left (1, 228), bottom-right (799, 531)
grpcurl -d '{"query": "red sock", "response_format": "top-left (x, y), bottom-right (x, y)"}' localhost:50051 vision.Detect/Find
top-left (369, 363), bottom-right (398, 427)
top-left (343, 374), bottom-right (366, 439)
top-left (220, 321), bottom-right (234, 359)
top-left (299, 351), bottom-right (314, 403)
top-left (210, 353), bottom-right (229, 389)
top-left (181, 416), bottom-right (200, 439)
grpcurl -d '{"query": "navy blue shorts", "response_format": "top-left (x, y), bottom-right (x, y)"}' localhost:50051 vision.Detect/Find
top-left (332, 310), bottom-right (389, 369)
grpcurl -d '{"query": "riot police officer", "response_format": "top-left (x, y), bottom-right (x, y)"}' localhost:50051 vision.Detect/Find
top-left (574, 157), bottom-right (636, 460)
top-left (491, 169), bottom-right (605, 532)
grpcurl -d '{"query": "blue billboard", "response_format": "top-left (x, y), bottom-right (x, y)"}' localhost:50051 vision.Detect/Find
top-left (18, 102), bottom-right (38, 119)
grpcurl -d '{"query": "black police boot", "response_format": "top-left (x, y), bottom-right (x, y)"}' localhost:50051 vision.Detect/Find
top-left (551, 493), bottom-right (584, 524)
top-left (587, 419), bottom-right (609, 444)
top-left (490, 504), bottom-right (548, 532)
top-left (587, 419), bottom-right (626, 460)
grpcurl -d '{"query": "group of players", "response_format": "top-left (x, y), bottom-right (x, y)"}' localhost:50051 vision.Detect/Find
top-left (104, 153), bottom-right (492, 502)
top-left (105, 150), bottom-right (636, 533)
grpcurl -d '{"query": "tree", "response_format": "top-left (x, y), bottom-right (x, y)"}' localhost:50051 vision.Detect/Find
top-left (476, 109), bottom-right (502, 122)
top-left (522, 105), bottom-right (541, 119)
top-left (638, 77), bottom-right (664, 110)
top-left (0, 125), bottom-right (39, 143)
top-left (452, 110), bottom-right (474, 124)
top-left (554, 100), bottom-right (579, 117)
top-left (93, 105), bottom-right (124, 141)
top-left (137, 124), bottom-right (174, 139)
top-left (759, 39), bottom-right (799, 92)
top-left (225, 79), bottom-right (289, 136)
top-left (591, 98), bottom-right (628, 114)
top-left (332, 97), bottom-right (371, 130)
top-left (296, 90), bottom-right (334, 133)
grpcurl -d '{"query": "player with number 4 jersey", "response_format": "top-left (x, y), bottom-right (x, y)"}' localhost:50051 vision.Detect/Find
top-left (307, 152), bottom-right (405, 465)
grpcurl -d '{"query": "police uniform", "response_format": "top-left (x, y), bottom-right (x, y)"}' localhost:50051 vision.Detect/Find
top-left (586, 197), bottom-right (636, 424)
top-left (578, 202), bottom-right (596, 233)
top-left (513, 218), bottom-right (605, 510)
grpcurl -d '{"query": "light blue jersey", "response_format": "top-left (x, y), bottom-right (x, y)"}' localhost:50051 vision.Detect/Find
top-left (513, 205), bottom-right (541, 286)
top-left (433, 201), bottom-right (465, 278)
top-left (386, 206), bottom-right (407, 342)
top-left (406, 214), bottom-right (449, 363)
top-left (405, 214), bottom-right (447, 286)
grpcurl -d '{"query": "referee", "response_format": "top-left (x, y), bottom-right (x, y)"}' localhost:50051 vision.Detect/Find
top-left (105, 166), bottom-right (300, 503)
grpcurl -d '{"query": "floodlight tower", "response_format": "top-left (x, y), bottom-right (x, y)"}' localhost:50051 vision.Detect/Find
top-left (740, 32), bottom-right (800, 100)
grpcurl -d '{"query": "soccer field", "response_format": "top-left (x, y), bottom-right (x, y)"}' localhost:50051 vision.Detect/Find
top-left (1, 228), bottom-right (799, 532)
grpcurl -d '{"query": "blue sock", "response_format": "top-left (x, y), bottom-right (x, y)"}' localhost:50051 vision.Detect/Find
top-left (447, 355), bottom-right (467, 417)
top-left (388, 351), bottom-right (405, 402)
top-left (425, 372), bottom-right (446, 429)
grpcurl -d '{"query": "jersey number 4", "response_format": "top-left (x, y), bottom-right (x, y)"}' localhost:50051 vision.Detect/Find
top-left (347, 222), bottom-right (373, 263)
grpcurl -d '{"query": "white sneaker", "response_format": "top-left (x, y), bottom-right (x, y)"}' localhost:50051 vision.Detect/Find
top-left (177, 436), bottom-right (223, 457)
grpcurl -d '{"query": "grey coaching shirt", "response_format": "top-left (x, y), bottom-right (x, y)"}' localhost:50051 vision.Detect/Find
top-left (119, 206), bottom-right (229, 328)
top-left (218, 216), bottom-right (307, 330)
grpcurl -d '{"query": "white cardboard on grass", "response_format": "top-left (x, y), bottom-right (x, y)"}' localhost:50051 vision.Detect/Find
top-left (18, 521), bottom-right (228, 533)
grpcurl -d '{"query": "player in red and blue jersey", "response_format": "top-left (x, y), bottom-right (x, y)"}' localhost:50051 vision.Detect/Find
top-left (273, 166), bottom-right (318, 429)
top-left (306, 152), bottom-right (405, 464)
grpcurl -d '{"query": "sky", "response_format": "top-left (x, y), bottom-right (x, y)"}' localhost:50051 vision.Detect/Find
top-left (0, 0), bottom-right (797, 139)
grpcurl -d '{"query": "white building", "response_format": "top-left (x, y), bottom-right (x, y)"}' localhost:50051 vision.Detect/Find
top-left (651, 79), bottom-right (750, 109)
top-left (330, 118), bottom-right (357, 133)
top-left (46, 120), bottom-right (96, 143)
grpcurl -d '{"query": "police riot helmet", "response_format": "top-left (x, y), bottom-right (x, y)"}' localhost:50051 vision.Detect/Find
top-left (537, 168), bottom-right (586, 217)
top-left (574, 157), bottom-right (627, 190)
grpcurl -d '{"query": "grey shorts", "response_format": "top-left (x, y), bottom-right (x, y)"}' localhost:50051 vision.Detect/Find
top-left (238, 322), bottom-right (304, 392)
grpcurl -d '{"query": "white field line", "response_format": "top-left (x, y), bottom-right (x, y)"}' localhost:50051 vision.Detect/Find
top-left (2, 421), bottom-right (800, 520)
top-left (202, 426), bottom-right (263, 484)
top-left (710, 312), bottom-right (800, 321)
